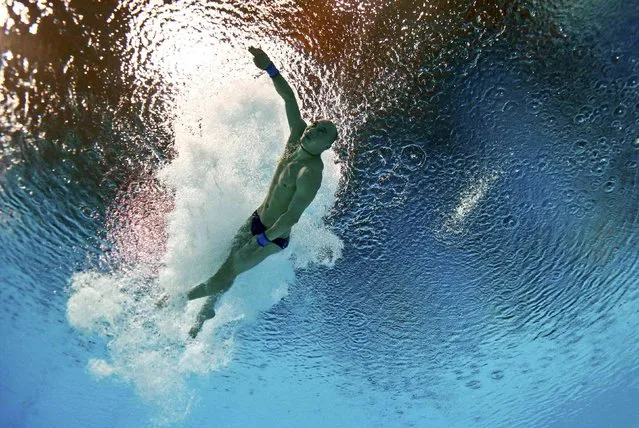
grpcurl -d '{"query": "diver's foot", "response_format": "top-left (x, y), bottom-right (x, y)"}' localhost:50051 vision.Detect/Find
top-left (155, 293), bottom-right (187, 310)
top-left (188, 322), bottom-right (203, 339)
top-left (188, 296), bottom-right (218, 338)
top-left (188, 309), bottom-right (216, 338)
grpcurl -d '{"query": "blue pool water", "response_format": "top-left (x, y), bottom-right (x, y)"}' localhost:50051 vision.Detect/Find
top-left (1, 0), bottom-right (638, 427)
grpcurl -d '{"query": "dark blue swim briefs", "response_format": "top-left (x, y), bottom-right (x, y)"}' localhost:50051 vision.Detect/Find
top-left (251, 211), bottom-right (289, 249)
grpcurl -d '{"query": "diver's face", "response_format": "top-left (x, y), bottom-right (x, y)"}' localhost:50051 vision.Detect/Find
top-left (301, 119), bottom-right (338, 152)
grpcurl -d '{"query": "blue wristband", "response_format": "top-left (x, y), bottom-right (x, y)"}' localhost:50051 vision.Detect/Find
top-left (265, 63), bottom-right (279, 78)
top-left (256, 233), bottom-right (270, 247)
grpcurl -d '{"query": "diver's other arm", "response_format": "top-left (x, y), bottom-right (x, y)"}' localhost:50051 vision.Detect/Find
top-left (248, 46), bottom-right (306, 137)
top-left (259, 168), bottom-right (321, 243)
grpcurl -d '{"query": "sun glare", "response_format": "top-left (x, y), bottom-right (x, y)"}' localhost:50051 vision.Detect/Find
top-left (123, 2), bottom-right (239, 88)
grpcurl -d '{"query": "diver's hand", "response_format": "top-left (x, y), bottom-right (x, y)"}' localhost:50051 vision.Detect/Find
top-left (155, 292), bottom-right (187, 310)
top-left (248, 46), bottom-right (272, 70)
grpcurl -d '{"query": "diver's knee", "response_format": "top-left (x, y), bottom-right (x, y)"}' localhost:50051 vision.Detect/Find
top-left (224, 256), bottom-right (241, 280)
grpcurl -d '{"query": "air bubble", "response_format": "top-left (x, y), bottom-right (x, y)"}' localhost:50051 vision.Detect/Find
top-left (490, 370), bottom-right (504, 380)
top-left (591, 165), bottom-right (606, 176)
top-left (613, 105), bottom-right (626, 117)
top-left (399, 144), bottom-right (426, 171)
top-left (574, 114), bottom-right (587, 124)
top-left (573, 139), bottom-right (588, 154)
top-left (529, 98), bottom-right (542, 111)
top-left (512, 167), bottom-right (524, 179)
top-left (502, 215), bottom-right (517, 228)
top-left (611, 120), bottom-right (623, 131)
top-left (604, 178), bottom-right (617, 193)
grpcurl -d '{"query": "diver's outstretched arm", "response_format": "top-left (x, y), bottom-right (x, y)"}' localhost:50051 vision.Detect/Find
top-left (248, 46), bottom-right (307, 139)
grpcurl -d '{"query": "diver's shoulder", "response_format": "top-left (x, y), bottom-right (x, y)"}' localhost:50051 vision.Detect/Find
top-left (307, 157), bottom-right (324, 173)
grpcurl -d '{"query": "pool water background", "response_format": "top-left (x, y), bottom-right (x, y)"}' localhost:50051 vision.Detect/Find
top-left (1, 0), bottom-right (638, 427)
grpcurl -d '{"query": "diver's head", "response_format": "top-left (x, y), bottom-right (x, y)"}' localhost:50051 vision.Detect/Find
top-left (300, 119), bottom-right (338, 154)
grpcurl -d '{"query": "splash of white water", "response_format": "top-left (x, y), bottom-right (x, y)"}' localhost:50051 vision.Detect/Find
top-left (67, 77), bottom-right (343, 424)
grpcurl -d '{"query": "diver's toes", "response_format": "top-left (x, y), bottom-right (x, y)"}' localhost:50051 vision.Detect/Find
top-left (189, 309), bottom-right (216, 339)
top-left (188, 326), bottom-right (199, 339)
top-left (189, 321), bottom-right (203, 338)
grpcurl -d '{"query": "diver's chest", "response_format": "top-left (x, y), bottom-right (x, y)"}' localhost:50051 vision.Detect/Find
top-left (275, 162), bottom-right (303, 188)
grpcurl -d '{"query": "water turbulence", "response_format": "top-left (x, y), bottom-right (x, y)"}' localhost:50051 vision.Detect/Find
top-left (67, 81), bottom-right (342, 418)
top-left (62, 1), bottom-right (343, 421)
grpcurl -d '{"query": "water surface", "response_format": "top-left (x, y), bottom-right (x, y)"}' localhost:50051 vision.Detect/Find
top-left (1, 0), bottom-right (638, 426)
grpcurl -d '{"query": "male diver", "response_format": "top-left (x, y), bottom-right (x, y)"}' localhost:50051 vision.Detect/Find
top-left (185, 47), bottom-right (338, 338)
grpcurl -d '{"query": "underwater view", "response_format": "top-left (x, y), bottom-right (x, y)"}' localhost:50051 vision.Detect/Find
top-left (1, 0), bottom-right (638, 426)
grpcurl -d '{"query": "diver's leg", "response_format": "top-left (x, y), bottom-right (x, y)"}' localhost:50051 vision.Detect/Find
top-left (187, 256), bottom-right (236, 300)
top-left (187, 239), bottom-right (281, 337)
top-left (158, 216), bottom-right (254, 309)
top-left (231, 238), bottom-right (282, 275)
top-left (187, 216), bottom-right (253, 301)
top-left (186, 254), bottom-right (237, 338)
top-left (189, 294), bottom-right (218, 338)
top-left (187, 237), bottom-right (281, 300)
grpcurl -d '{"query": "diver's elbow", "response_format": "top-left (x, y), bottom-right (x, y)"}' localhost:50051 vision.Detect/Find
top-left (282, 212), bottom-right (301, 228)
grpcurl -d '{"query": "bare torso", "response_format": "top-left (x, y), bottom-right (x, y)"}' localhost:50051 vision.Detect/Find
top-left (258, 144), bottom-right (323, 235)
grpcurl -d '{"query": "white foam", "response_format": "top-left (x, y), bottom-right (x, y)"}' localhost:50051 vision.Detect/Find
top-left (66, 77), bottom-right (343, 422)
top-left (87, 358), bottom-right (118, 379)
top-left (67, 271), bottom-right (128, 333)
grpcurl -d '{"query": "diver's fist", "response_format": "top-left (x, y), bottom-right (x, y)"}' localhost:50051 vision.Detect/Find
top-left (248, 46), bottom-right (272, 70)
